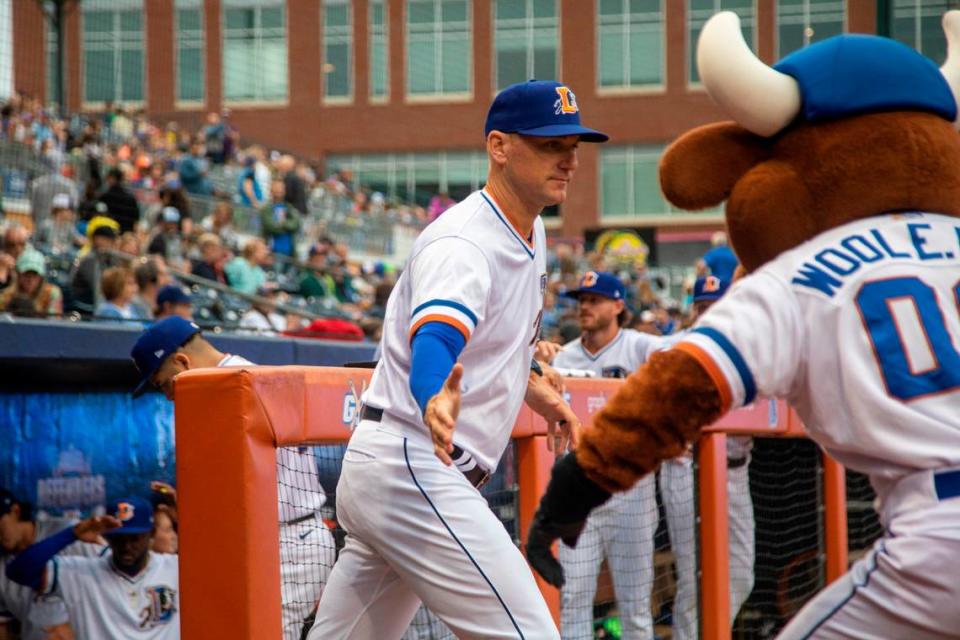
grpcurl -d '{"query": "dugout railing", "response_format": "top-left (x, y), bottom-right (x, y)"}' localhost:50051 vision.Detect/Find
top-left (174, 366), bottom-right (852, 640)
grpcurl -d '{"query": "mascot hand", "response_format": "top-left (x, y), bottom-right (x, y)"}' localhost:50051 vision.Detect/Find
top-left (525, 452), bottom-right (611, 587)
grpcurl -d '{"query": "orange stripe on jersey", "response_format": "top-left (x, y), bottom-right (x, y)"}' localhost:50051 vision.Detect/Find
top-left (674, 342), bottom-right (733, 412)
top-left (409, 314), bottom-right (471, 343)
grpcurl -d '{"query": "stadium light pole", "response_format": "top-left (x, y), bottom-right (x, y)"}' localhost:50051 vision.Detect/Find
top-left (36, 0), bottom-right (76, 116)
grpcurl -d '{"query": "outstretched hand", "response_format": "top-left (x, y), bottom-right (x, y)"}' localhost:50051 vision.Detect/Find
top-left (525, 370), bottom-right (581, 455)
top-left (424, 363), bottom-right (464, 465)
top-left (73, 515), bottom-right (122, 543)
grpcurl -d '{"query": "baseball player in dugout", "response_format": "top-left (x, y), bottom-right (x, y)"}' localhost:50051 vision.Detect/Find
top-left (548, 271), bottom-right (663, 639)
top-left (527, 9), bottom-right (960, 640)
top-left (130, 317), bottom-right (335, 640)
top-left (308, 80), bottom-right (607, 639)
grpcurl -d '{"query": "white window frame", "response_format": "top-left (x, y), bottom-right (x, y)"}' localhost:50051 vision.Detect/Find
top-left (175, 0), bottom-right (206, 108)
top-left (686, 0), bottom-right (758, 90)
top-left (323, 0), bottom-right (353, 104)
top-left (596, 0), bottom-right (666, 95)
top-left (492, 0), bottom-right (560, 92)
top-left (405, 0), bottom-right (474, 103)
top-left (775, 0), bottom-right (846, 58)
top-left (81, 0), bottom-right (147, 109)
top-left (222, 0), bottom-right (289, 107)
top-left (369, 0), bottom-right (390, 103)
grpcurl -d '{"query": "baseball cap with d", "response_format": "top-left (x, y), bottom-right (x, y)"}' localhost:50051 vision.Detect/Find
top-left (485, 80), bottom-right (609, 142)
top-left (106, 496), bottom-right (153, 535)
top-left (693, 275), bottom-right (730, 302)
top-left (130, 316), bottom-right (201, 397)
top-left (563, 271), bottom-right (625, 300)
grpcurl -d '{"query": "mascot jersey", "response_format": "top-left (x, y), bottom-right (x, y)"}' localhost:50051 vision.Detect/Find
top-left (676, 212), bottom-right (960, 505)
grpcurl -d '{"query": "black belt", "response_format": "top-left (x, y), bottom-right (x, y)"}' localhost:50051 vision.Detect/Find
top-left (728, 456), bottom-right (749, 469)
top-left (360, 405), bottom-right (491, 489)
top-left (284, 512), bottom-right (319, 526)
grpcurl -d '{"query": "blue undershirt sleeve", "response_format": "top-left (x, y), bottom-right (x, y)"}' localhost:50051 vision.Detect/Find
top-left (6, 526), bottom-right (77, 590)
top-left (409, 321), bottom-right (467, 415)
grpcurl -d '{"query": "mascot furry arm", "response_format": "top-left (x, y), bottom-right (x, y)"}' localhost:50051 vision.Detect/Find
top-left (526, 10), bottom-right (960, 588)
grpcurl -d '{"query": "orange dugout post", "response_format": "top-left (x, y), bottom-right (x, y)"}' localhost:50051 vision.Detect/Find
top-left (175, 366), bottom-right (851, 640)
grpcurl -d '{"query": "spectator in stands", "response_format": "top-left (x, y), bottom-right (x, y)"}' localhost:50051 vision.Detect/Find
top-left (6, 497), bottom-right (180, 640)
top-left (152, 505), bottom-right (178, 555)
top-left (155, 285), bottom-right (193, 321)
top-left (118, 231), bottom-right (141, 257)
top-left (699, 231), bottom-right (738, 281)
top-left (147, 206), bottom-right (185, 266)
top-left (131, 257), bottom-right (169, 321)
top-left (201, 201), bottom-right (239, 251)
top-left (35, 193), bottom-right (84, 254)
top-left (260, 179), bottom-right (300, 258)
top-left (159, 179), bottom-right (194, 237)
top-left (299, 244), bottom-right (334, 300)
top-left (95, 266), bottom-right (139, 323)
top-left (77, 182), bottom-right (103, 222)
top-left (0, 250), bottom-right (63, 318)
top-left (252, 146), bottom-right (272, 200)
top-left (238, 158), bottom-right (262, 208)
top-left (329, 242), bottom-right (358, 303)
top-left (225, 238), bottom-right (268, 295)
top-left (191, 233), bottom-right (227, 285)
top-left (239, 283), bottom-right (287, 335)
top-left (203, 112), bottom-right (227, 165)
top-left (179, 139), bottom-right (212, 196)
top-left (99, 167), bottom-right (140, 233)
top-left (29, 164), bottom-right (77, 230)
top-left (427, 191), bottom-right (455, 222)
top-left (280, 155), bottom-right (308, 214)
top-left (3, 225), bottom-right (30, 262)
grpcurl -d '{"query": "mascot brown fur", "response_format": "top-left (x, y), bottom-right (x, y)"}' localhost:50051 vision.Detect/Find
top-left (578, 111), bottom-right (960, 492)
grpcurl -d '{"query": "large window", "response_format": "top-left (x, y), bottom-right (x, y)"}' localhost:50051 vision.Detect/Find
top-left (598, 0), bottom-right (664, 90)
top-left (777, 0), bottom-right (844, 57)
top-left (688, 0), bottom-right (755, 84)
top-left (223, 0), bottom-right (287, 103)
top-left (328, 151), bottom-right (487, 206)
top-left (46, 19), bottom-right (65, 107)
top-left (370, 0), bottom-right (389, 100)
top-left (891, 1), bottom-right (959, 63)
top-left (493, 0), bottom-right (557, 90)
top-left (176, 0), bottom-right (205, 103)
top-left (406, 0), bottom-right (472, 98)
top-left (82, 0), bottom-right (144, 104)
top-left (323, 0), bottom-right (352, 101)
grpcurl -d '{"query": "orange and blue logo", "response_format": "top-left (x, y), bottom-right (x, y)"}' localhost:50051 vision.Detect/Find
top-left (116, 502), bottom-right (135, 522)
top-left (554, 86), bottom-right (579, 115)
top-left (581, 271), bottom-right (599, 288)
top-left (703, 276), bottom-right (722, 293)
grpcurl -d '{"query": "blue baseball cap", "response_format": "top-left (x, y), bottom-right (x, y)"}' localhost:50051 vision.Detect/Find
top-left (105, 496), bottom-right (153, 535)
top-left (693, 275), bottom-right (730, 302)
top-left (156, 285), bottom-right (191, 307)
top-left (130, 317), bottom-right (201, 397)
top-left (564, 271), bottom-right (625, 301)
top-left (484, 80), bottom-right (609, 142)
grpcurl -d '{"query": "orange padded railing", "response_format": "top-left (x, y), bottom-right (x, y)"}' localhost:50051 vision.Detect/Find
top-left (174, 366), bottom-right (847, 640)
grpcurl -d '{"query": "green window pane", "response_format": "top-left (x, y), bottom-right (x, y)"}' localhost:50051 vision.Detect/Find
top-left (892, 16), bottom-right (916, 48)
top-left (119, 11), bottom-right (141, 31)
top-left (84, 11), bottom-right (113, 34)
top-left (409, 1), bottom-right (435, 24)
top-left (690, 0), bottom-right (715, 12)
top-left (85, 50), bottom-right (114, 102)
top-left (178, 8), bottom-right (202, 31)
top-left (497, 0), bottom-right (526, 21)
top-left (120, 49), bottom-right (144, 101)
top-left (498, 48), bottom-right (528, 88)
top-left (725, 0), bottom-right (753, 10)
top-left (533, 46), bottom-right (556, 81)
top-left (372, 4), bottom-right (385, 25)
top-left (178, 47), bottom-right (204, 101)
top-left (224, 42), bottom-right (256, 100)
top-left (630, 30), bottom-right (662, 84)
top-left (371, 41), bottom-right (388, 96)
top-left (601, 156), bottom-right (629, 216)
top-left (811, 19), bottom-right (843, 44)
top-left (442, 39), bottom-right (470, 92)
top-left (632, 0), bottom-right (660, 12)
top-left (921, 13), bottom-right (947, 61)
top-left (633, 157), bottom-right (665, 215)
top-left (261, 7), bottom-right (284, 29)
top-left (326, 43), bottom-right (350, 97)
top-left (225, 8), bottom-right (253, 30)
top-left (260, 41), bottom-right (288, 98)
top-left (326, 5), bottom-right (349, 28)
top-left (778, 23), bottom-right (805, 56)
top-left (599, 0), bottom-right (622, 16)
top-left (408, 41), bottom-right (436, 93)
top-left (533, 0), bottom-right (555, 19)
top-left (599, 33), bottom-right (625, 86)
top-left (442, 0), bottom-right (468, 23)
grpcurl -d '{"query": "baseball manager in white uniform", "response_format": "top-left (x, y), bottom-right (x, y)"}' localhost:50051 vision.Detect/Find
top-left (552, 271), bottom-right (662, 639)
top-left (309, 79), bottom-right (607, 639)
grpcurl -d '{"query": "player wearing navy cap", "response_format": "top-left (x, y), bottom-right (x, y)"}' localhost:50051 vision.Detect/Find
top-left (6, 496), bottom-right (180, 639)
top-left (131, 317), bottom-right (334, 639)
top-left (547, 272), bottom-right (664, 639)
top-left (309, 80), bottom-right (605, 639)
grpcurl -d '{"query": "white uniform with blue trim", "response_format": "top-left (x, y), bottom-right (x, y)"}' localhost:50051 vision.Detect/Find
top-left (672, 213), bottom-right (960, 638)
top-left (310, 189), bottom-right (557, 639)
top-left (554, 329), bottom-right (661, 640)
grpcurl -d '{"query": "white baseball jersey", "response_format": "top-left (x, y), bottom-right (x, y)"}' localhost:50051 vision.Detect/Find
top-left (676, 212), bottom-right (960, 505)
top-left (43, 551), bottom-right (179, 639)
top-left (363, 189), bottom-right (548, 472)
top-left (0, 516), bottom-right (105, 639)
top-left (555, 329), bottom-right (662, 639)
